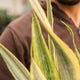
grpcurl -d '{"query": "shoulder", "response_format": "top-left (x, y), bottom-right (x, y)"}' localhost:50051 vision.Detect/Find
top-left (4, 10), bottom-right (33, 44)
top-left (9, 10), bottom-right (33, 27)
top-left (8, 10), bottom-right (33, 36)
top-left (0, 11), bottom-right (33, 49)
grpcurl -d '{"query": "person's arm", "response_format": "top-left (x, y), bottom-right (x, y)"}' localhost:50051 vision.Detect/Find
top-left (0, 26), bottom-right (30, 80)
top-left (0, 27), bottom-right (18, 80)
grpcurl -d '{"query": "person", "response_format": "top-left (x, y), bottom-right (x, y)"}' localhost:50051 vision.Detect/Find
top-left (0, 0), bottom-right (80, 80)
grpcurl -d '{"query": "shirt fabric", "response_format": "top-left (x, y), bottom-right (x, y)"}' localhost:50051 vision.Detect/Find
top-left (0, 1), bottom-right (80, 80)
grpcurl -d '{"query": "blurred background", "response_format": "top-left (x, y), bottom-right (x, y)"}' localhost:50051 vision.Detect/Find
top-left (0, 0), bottom-right (32, 35)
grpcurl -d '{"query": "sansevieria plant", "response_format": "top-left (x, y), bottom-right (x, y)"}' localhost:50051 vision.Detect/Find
top-left (0, 0), bottom-right (80, 80)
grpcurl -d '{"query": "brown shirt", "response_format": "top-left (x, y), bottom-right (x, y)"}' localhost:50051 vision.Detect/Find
top-left (0, 1), bottom-right (80, 80)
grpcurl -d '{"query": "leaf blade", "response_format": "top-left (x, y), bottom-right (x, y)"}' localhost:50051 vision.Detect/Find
top-left (32, 12), bottom-right (60, 80)
top-left (61, 21), bottom-right (80, 64)
top-left (0, 44), bottom-right (30, 80)
top-left (31, 59), bottom-right (47, 80)
top-left (47, 0), bottom-right (55, 60)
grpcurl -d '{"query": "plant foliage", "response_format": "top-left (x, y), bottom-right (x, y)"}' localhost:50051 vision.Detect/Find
top-left (0, 0), bottom-right (80, 80)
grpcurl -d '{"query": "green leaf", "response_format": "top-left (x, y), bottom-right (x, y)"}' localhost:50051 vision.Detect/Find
top-left (30, 59), bottom-right (46, 80)
top-left (47, 0), bottom-right (55, 60)
top-left (54, 45), bottom-right (80, 80)
top-left (32, 12), bottom-right (60, 80)
top-left (29, 0), bottom-right (52, 31)
top-left (0, 44), bottom-right (30, 80)
top-left (47, 0), bottom-right (53, 27)
top-left (29, 0), bottom-right (80, 80)
top-left (61, 21), bottom-right (80, 64)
